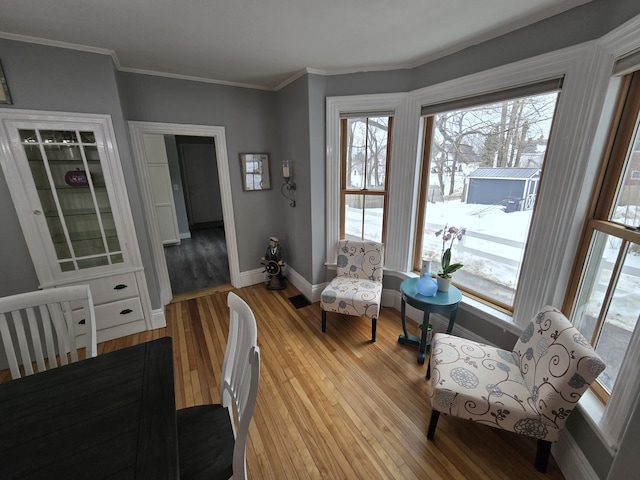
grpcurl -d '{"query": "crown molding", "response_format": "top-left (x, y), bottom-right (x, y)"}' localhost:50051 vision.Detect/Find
top-left (0, 31), bottom-right (117, 60)
top-left (118, 66), bottom-right (274, 91)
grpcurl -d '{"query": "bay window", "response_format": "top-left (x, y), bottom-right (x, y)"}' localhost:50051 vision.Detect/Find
top-left (413, 81), bottom-right (562, 312)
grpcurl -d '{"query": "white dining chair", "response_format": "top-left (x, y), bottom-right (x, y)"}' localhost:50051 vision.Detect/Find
top-left (177, 291), bottom-right (261, 480)
top-left (0, 285), bottom-right (97, 380)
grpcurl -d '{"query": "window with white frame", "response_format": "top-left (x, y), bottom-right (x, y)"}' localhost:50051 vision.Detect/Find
top-left (413, 80), bottom-right (562, 312)
top-left (325, 93), bottom-right (407, 267)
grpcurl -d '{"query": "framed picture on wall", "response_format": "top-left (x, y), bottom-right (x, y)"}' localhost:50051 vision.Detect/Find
top-left (240, 153), bottom-right (271, 191)
top-left (0, 60), bottom-right (12, 105)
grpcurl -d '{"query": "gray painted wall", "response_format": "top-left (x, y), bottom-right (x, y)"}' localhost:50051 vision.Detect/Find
top-left (275, 76), bottom-right (311, 280)
top-left (274, 73), bottom-right (327, 286)
top-left (117, 72), bottom-right (283, 273)
top-left (307, 74), bottom-right (328, 285)
top-left (410, 0), bottom-right (640, 91)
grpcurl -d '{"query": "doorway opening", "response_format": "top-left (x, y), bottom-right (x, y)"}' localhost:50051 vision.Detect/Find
top-left (129, 121), bottom-right (239, 307)
top-left (163, 135), bottom-right (231, 295)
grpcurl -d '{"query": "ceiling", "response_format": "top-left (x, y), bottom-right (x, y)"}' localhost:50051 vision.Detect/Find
top-left (0, 0), bottom-right (592, 91)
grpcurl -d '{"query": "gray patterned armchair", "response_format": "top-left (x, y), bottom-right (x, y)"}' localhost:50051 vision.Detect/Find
top-left (427, 306), bottom-right (606, 472)
top-left (320, 240), bottom-right (384, 342)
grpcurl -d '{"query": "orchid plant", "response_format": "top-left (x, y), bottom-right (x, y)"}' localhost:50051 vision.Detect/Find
top-left (435, 225), bottom-right (466, 278)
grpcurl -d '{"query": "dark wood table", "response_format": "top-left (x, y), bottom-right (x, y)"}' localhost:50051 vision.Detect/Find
top-left (0, 337), bottom-right (178, 479)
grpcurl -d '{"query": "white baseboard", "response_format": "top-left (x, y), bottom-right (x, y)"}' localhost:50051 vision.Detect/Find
top-left (150, 308), bottom-right (166, 329)
top-left (236, 265), bottom-right (325, 303)
top-left (238, 268), bottom-right (268, 288)
top-left (552, 430), bottom-right (599, 480)
top-left (286, 267), bottom-right (326, 303)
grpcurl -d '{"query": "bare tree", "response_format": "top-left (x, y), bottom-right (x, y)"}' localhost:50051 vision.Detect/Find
top-left (429, 93), bottom-right (558, 196)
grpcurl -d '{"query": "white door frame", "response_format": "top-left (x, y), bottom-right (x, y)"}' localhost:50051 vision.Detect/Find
top-left (129, 121), bottom-right (239, 306)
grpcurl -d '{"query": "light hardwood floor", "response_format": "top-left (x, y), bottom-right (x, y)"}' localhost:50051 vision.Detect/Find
top-left (3, 284), bottom-right (566, 479)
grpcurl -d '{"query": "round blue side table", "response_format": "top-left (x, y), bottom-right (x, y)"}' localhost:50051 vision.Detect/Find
top-left (398, 277), bottom-right (462, 364)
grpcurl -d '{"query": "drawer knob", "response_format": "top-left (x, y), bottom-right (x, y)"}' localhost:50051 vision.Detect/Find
top-left (114, 284), bottom-right (128, 290)
top-left (120, 309), bottom-right (133, 315)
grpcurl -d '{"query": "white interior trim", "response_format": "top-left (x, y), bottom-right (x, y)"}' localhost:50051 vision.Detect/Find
top-left (583, 12), bottom-right (640, 454)
top-left (325, 93), bottom-right (409, 268)
top-left (129, 121), bottom-right (239, 306)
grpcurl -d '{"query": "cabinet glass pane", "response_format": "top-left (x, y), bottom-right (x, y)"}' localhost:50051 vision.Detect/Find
top-left (80, 131), bottom-right (96, 144)
top-left (20, 128), bottom-right (123, 272)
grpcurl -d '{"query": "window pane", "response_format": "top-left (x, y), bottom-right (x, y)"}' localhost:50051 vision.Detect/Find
top-left (20, 128), bottom-right (123, 271)
top-left (344, 194), bottom-right (384, 242)
top-left (611, 113), bottom-right (640, 227)
top-left (341, 115), bottom-right (390, 246)
top-left (418, 91), bottom-right (559, 308)
top-left (345, 117), bottom-right (388, 191)
top-left (573, 231), bottom-right (640, 394)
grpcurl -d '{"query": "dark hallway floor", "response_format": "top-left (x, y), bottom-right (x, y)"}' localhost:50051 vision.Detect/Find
top-left (163, 226), bottom-right (230, 296)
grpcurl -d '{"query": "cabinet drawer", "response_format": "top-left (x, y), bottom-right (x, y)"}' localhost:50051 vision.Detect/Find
top-left (79, 273), bottom-right (139, 305)
top-left (73, 297), bottom-right (144, 339)
top-left (95, 297), bottom-right (144, 330)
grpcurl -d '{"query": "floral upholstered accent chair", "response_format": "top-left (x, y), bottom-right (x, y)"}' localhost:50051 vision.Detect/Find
top-left (320, 240), bottom-right (384, 342)
top-left (427, 306), bottom-right (605, 472)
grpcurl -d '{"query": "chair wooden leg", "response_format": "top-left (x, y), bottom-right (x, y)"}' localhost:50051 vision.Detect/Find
top-left (322, 310), bottom-right (327, 332)
top-left (427, 410), bottom-right (440, 440)
top-left (371, 317), bottom-right (377, 342)
top-left (535, 439), bottom-right (552, 473)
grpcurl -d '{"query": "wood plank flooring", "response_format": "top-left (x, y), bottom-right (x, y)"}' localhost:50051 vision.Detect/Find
top-left (163, 226), bottom-right (230, 295)
top-left (2, 284), bottom-right (566, 479)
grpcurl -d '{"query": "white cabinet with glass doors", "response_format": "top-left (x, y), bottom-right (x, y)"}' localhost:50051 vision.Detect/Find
top-left (0, 110), bottom-right (153, 344)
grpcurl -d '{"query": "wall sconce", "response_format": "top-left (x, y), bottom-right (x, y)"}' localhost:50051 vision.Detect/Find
top-left (281, 160), bottom-right (296, 207)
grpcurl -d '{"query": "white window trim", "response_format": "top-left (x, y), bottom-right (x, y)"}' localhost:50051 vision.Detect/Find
top-left (325, 92), bottom-right (415, 271)
top-left (588, 12), bottom-right (640, 452)
top-left (409, 42), bottom-right (617, 328)
top-left (326, 44), bottom-right (613, 324)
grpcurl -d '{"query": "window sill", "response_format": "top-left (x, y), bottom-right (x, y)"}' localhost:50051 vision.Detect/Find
top-left (577, 389), bottom-right (617, 455)
top-left (457, 294), bottom-right (522, 336)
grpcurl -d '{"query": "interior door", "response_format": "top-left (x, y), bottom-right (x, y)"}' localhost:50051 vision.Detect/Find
top-left (142, 134), bottom-right (180, 244)
top-left (181, 143), bottom-right (222, 225)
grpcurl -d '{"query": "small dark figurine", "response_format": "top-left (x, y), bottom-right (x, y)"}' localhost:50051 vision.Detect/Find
top-left (261, 236), bottom-right (286, 290)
